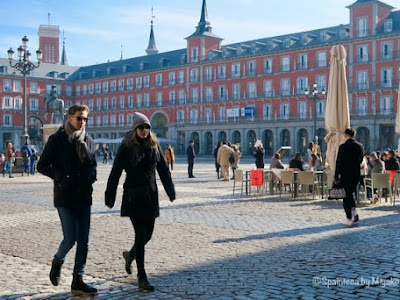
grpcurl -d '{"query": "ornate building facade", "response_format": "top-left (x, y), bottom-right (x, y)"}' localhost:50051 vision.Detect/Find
top-left (1, 0), bottom-right (399, 155)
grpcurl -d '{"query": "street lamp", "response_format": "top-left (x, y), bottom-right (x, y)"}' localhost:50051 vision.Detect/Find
top-left (305, 82), bottom-right (326, 144)
top-left (7, 36), bottom-right (42, 146)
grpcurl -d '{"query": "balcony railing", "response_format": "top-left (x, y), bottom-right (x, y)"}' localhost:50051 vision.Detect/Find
top-left (315, 60), bottom-right (327, 68)
top-left (296, 63), bottom-right (308, 70)
top-left (279, 64), bottom-right (290, 72)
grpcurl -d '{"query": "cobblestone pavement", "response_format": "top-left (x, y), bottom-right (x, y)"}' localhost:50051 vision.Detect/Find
top-left (1, 158), bottom-right (400, 299)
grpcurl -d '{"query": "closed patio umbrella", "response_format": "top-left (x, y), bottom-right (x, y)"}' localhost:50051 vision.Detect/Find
top-left (396, 67), bottom-right (400, 149)
top-left (324, 45), bottom-right (350, 172)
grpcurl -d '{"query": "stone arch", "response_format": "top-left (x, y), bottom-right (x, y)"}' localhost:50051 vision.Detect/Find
top-left (262, 129), bottom-right (274, 156)
top-left (151, 112), bottom-right (169, 138)
top-left (247, 130), bottom-right (257, 155)
top-left (190, 132), bottom-right (200, 154)
top-left (297, 128), bottom-right (309, 156)
top-left (280, 129), bottom-right (290, 146)
top-left (232, 130), bottom-right (241, 147)
top-left (218, 131), bottom-right (227, 142)
top-left (204, 131), bottom-right (213, 155)
top-left (357, 126), bottom-right (370, 152)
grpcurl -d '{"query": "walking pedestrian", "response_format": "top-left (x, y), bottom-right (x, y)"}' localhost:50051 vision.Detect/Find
top-left (3, 141), bottom-right (15, 178)
top-left (105, 112), bottom-right (175, 292)
top-left (253, 142), bottom-right (265, 169)
top-left (164, 144), bottom-right (175, 171)
top-left (20, 142), bottom-right (32, 176)
top-left (334, 128), bottom-right (364, 226)
top-left (30, 145), bottom-right (38, 175)
top-left (37, 104), bottom-right (98, 295)
top-left (214, 141), bottom-right (222, 179)
top-left (186, 140), bottom-right (196, 178)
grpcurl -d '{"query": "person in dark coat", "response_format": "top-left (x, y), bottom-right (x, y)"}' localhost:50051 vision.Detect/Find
top-left (289, 153), bottom-right (305, 171)
top-left (214, 141), bottom-right (222, 179)
top-left (253, 143), bottom-right (265, 169)
top-left (186, 140), bottom-right (196, 178)
top-left (105, 112), bottom-right (175, 292)
top-left (37, 104), bottom-right (98, 296)
top-left (334, 128), bottom-right (364, 226)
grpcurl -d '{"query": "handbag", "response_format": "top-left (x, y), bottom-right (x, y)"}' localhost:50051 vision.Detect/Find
top-left (328, 180), bottom-right (346, 200)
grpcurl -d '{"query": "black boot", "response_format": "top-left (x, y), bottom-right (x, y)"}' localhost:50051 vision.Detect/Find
top-left (138, 275), bottom-right (155, 292)
top-left (49, 258), bottom-right (63, 286)
top-left (122, 251), bottom-right (135, 275)
top-left (71, 275), bottom-right (98, 296)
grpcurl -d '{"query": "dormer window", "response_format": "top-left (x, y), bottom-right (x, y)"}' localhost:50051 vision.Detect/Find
top-left (191, 47), bottom-right (198, 63)
top-left (384, 19), bottom-right (393, 33)
top-left (357, 17), bottom-right (368, 37)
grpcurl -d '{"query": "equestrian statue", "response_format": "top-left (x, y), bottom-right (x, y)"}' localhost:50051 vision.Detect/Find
top-left (44, 85), bottom-right (65, 124)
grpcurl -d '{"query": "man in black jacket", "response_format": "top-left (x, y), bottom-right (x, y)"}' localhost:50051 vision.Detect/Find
top-left (335, 128), bottom-right (364, 226)
top-left (37, 104), bottom-right (97, 295)
top-left (186, 140), bottom-right (196, 178)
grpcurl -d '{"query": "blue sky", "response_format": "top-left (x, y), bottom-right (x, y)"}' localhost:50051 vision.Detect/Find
top-left (1, 0), bottom-right (399, 66)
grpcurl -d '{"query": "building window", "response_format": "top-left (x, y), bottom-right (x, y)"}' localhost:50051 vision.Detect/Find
top-left (13, 80), bottom-right (21, 92)
top-left (297, 77), bottom-right (308, 94)
top-left (88, 83), bottom-right (94, 94)
top-left (218, 107), bottom-right (226, 122)
top-left (178, 90), bottom-right (185, 104)
top-left (384, 19), bottom-right (393, 33)
top-left (298, 102), bottom-right (307, 119)
top-left (298, 54), bottom-right (308, 70)
top-left (233, 84), bottom-right (240, 100)
top-left (96, 98), bottom-right (101, 110)
top-left (381, 42), bottom-right (393, 60)
top-left (120, 96), bottom-right (125, 108)
top-left (280, 103), bottom-right (290, 119)
top-left (3, 79), bottom-right (11, 92)
top-left (14, 97), bottom-right (22, 109)
top-left (3, 97), bottom-right (12, 108)
top-left (144, 93), bottom-right (150, 107)
top-left (156, 74), bottom-right (162, 87)
top-left (232, 63), bottom-right (240, 78)
top-left (103, 82), bottom-right (109, 93)
top-left (169, 91), bottom-right (175, 104)
top-left (110, 80), bottom-right (116, 92)
top-left (263, 104), bottom-right (272, 120)
top-left (178, 70), bottom-right (185, 84)
top-left (357, 98), bottom-right (367, 116)
top-left (111, 97), bottom-right (117, 109)
top-left (381, 68), bottom-right (393, 88)
top-left (205, 108), bottom-right (212, 123)
top-left (192, 88), bottom-right (199, 103)
top-left (177, 110), bottom-right (185, 123)
top-left (316, 51), bottom-right (327, 68)
top-left (316, 75), bottom-right (327, 91)
top-left (280, 78), bottom-right (290, 96)
top-left (205, 67), bottom-right (213, 81)
top-left (247, 60), bottom-right (256, 76)
top-left (264, 80), bottom-right (273, 97)
top-left (144, 76), bottom-right (150, 88)
top-left (29, 98), bottom-right (38, 111)
top-left (118, 79), bottom-right (124, 91)
top-left (110, 115), bottom-right (116, 126)
top-left (280, 56), bottom-right (290, 72)
top-left (127, 114), bottom-right (133, 125)
top-left (191, 47), bottom-right (199, 63)
top-left (95, 82), bottom-right (101, 94)
top-left (104, 98), bottom-right (109, 110)
top-left (156, 92), bottom-right (162, 106)
top-left (248, 82), bottom-right (257, 98)
top-left (96, 116), bottom-right (101, 126)
top-left (205, 87), bottom-right (213, 102)
top-left (357, 45), bottom-right (368, 63)
top-left (219, 85), bottom-right (227, 100)
top-left (190, 69), bottom-right (199, 82)
top-left (65, 85), bottom-right (72, 97)
top-left (357, 17), bottom-right (368, 37)
top-left (127, 78), bottom-right (134, 90)
top-left (357, 70), bottom-right (369, 90)
top-left (317, 100), bottom-right (326, 118)
top-left (30, 82), bottom-right (38, 94)
top-left (89, 99), bottom-right (94, 111)
top-left (103, 115), bottom-right (109, 126)
top-left (137, 94), bottom-right (142, 107)
top-left (190, 109), bottom-right (198, 124)
top-left (218, 65), bottom-right (226, 79)
top-left (169, 72), bottom-right (176, 85)
top-left (136, 77), bottom-right (142, 89)
top-left (3, 115), bottom-right (12, 127)
top-left (264, 59), bottom-right (272, 74)
top-left (119, 114), bottom-right (124, 126)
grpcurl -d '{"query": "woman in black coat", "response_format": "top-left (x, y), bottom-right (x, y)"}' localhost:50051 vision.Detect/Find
top-left (105, 112), bottom-right (175, 292)
top-left (253, 143), bottom-right (265, 169)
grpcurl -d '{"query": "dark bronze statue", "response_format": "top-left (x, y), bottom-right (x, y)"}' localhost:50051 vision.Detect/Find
top-left (44, 85), bottom-right (65, 124)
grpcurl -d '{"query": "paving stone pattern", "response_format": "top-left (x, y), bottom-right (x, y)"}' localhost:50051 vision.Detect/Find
top-left (1, 159), bottom-right (400, 299)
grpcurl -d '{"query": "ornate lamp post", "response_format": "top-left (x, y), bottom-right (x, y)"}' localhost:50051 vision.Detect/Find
top-left (305, 82), bottom-right (326, 144)
top-left (7, 36), bottom-right (42, 146)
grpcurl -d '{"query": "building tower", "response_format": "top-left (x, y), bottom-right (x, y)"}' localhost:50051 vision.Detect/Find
top-left (146, 7), bottom-right (159, 55)
top-left (38, 13), bottom-right (60, 64)
top-left (60, 31), bottom-right (68, 65)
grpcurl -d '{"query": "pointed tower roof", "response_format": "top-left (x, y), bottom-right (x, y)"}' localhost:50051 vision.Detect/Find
top-left (346, 0), bottom-right (394, 9)
top-left (60, 31), bottom-right (68, 65)
top-left (186, 0), bottom-right (222, 40)
top-left (146, 8), bottom-right (159, 55)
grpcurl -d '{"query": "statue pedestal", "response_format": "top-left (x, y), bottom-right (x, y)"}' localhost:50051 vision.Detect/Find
top-left (42, 124), bottom-right (61, 145)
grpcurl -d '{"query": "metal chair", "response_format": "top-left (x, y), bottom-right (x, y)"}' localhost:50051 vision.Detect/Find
top-left (232, 169), bottom-right (244, 196)
top-left (392, 174), bottom-right (400, 206)
top-left (297, 171), bottom-right (315, 199)
top-left (279, 170), bottom-right (294, 198)
top-left (364, 173), bottom-right (392, 204)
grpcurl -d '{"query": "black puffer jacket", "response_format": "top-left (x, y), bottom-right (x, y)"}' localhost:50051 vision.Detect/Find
top-left (37, 126), bottom-right (97, 208)
top-left (105, 136), bottom-right (175, 221)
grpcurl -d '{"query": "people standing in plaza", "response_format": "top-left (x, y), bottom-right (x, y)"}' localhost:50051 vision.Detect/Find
top-left (186, 140), bottom-right (196, 178)
top-left (217, 141), bottom-right (233, 181)
top-left (105, 112), bottom-right (175, 292)
top-left (253, 142), bottom-right (265, 169)
top-left (307, 142), bottom-right (315, 167)
top-left (30, 145), bottom-right (38, 175)
top-left (384, 149), bottom-right (399, 185)
top-left (214, 141), bottom-right (222, 179)
top-left (164, 144), bottom-right (175, 171)
top-left (3, 141), bottom-right (14, 178)
top-left (334, 128), bottom-right (364, 226)
top-left (103, 146), bottom-right (109, 164)
top-left (20, 142), bottom-right (32, 176)
top-left (230, 144), bottom-right (241, 180)
top-left (37, 104), bottom-right (98, 296)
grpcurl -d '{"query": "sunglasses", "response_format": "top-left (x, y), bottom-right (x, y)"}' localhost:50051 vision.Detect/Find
top-left (75, 116), bottom-right (89, 122)
top-left (137, 125), bottom-right (150, 130)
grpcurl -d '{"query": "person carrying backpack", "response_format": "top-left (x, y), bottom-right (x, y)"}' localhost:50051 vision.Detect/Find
top-left (30, 145), bottom-right (38, 175)
top-left (20, 142), bottom-right (32, 176)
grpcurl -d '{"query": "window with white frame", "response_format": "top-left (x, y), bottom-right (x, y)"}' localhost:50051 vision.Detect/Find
top-left (118, 79), bottom-right (124, 91)
top-left (3, 96), bottom-right (12, 108)
top-left (128, 96), bottom-right (134, 108)
top-left (103, 115), bottom-right (109, 126)
top-left (104, 98), bottom-right (109, 109)
top-left (144, 93), bottom-right (150, 106)
top-left (96, 116), bottom-right (101, 126)
top-left (380, 95), bottom-right (393, 114)
top-left (144, 76), bottom-right (150, 88)
top-left (233, 84), bottom-right (240, 100)
top-left (111, 97), bottom-right (117, 109)
top-left (13, 97), bottom-right (21, 109)
top-left (136, 77), bottom-right (142, 88)
top-left (110, 80), bottom-right (117, 92)
top-left (356, 98), bottom-right (367, 116)
top-left (169, 72), bottom-right (176, 85)
top-left (110, 115), bottom-right (116, 126)
top-left (263, 104), bottom-right (272, 120)
top-left (280, 78), bottom-right (290, 96)
top-left (382, 42), bottom-right (393, 60)
top-left (137, 94), bottom-right (142, 107)
top-left (156, 92), bottom-right (162, 106)
top-left (190, 69), bottom-right (199, 82)
top-left (127, 78), bottom-right (134, 90)
top-left (28, 98), bottom-right (38, 111)
top-left (316, 75), bottom-right (327, 91)
top-left (190, 109), bottom-right (198, 124)
top-left (264, 80), bottom-right (273, 97)
top-left (384, 19), bottom-right (393, 33)
top-left (357, 45), bottom-right (368, 63)
top-left (317, 100), bottom-right (326, 117)
top-left (127, 114), bottom-right (133, 125)
top-left (103, 81), bottom-right (109, 93)
top-left (264, 58), bottom-right (272, 74)
top-left (88, 83), bottom-right (94, 94)
top-left (119, 114), bottom-right (124, 125)
top-left (82, 84), bottom-right (87, 96)
top-left (89, 99), bottom-right (94, 111)
top-left (205, 87), bottom-right (213, 102)
top-left (169, 91), bottom-right (175, 104)
top-left (178, 70), bottom-right (185, 84)
top-left (45, 84), bottom-right (53, 94)
top-left (13, 80), bottom-right (21, 92)
top-left (298, 54), bottom-right (308, 70)
top-left (316, 51), bottom-right (327, 67)
top-left (3, 79), bottom-right (11, 92)
top-left (280, 103), bottom-right (290, 119)
top-left (219, 85), bottom-right (227, 100)
top-left (192, 88), bottom-right (198, 103)
top-left (120, 96), bottom-right (125, 108)
top-left (205, 66), bottom-right (213, 81)
top-left (218, 65), bottom-right (226, 79)
top-left (3, 114), bottom-right (12, 126)
top-left (95, 82), bottom-right (101, 93)
top-left (65, 85), bottom-right (72, 96)
top-left (232, 63), bottom-right (240, 78)
top-left (96, 98), bottom-right (101, 110)
top-left (30, 82), bottom-right (38, 94)
top-left (381, 68), bottom-right (392, 87)
top-left (156, 74), bottom-right (162, 87)
top-left (205, 108), bottom-right (212, 123)
top-left (177, 110), bottom-right (185, 123)
top-left (280, 56), bottom-right (290, 72)
top-left (357, 70), bottom-right (369, 90)
top-left (248, 82), bottom-right (257, 98)
top-left (297, 77), bottom-right (308, 94)
top-left (298, 102), bottom-right (307, 119)
top-left (191, 47), bottom-right (198, 63)
top-left (247, 60), bottom-right (256, 76)
top-left (178, 90), bottom-right (185, 104)
top-left (218, 107), bottom-right (226, 122)
top-left (357, 17), bottom-right (368, 37)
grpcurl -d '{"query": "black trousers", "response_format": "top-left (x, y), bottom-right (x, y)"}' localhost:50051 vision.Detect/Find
top-left (188, 160), bottom-right (194, 177)
top-left (129, 217), bottom-right (155, 277)
top-left (343, 186), bottom-right (356, 219)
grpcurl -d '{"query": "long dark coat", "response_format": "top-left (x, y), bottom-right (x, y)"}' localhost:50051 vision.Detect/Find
top-left (37, 126), bottom-right (97, 208)
top-left (335, 138), bottom-right (364, 188)
top-left (105, 137), bottom-right (175, 221)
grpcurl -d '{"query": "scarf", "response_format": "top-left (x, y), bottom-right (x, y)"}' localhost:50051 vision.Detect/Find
top-left (64, 121), bottom-right (92, 163)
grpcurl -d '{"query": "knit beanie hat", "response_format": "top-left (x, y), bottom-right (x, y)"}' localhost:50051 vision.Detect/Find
top-left (131, 112), bottom-right (151, 130)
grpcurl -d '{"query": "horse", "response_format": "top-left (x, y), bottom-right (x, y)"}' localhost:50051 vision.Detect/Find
top-left (44, 86), bottom-right (66, 124)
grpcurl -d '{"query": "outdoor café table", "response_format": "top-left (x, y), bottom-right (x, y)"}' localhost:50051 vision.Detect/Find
top-left (245, 169), bottom-right (273, 195)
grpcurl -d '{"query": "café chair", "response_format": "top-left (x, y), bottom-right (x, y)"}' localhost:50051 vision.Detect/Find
top-left (232, 169), bottom-right (245, 196)
top-left (364, 173), bottom-right (392, 204)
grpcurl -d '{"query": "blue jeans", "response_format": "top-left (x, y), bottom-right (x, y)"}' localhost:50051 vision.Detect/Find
top-left (21, 158), bottom-right (30, 174)
top-left (30, 161), bottom-right (36, 175)
top-left (55, 206), bottom-right (91, 275)
top-left (3, 161), bottom-right (12, 177)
